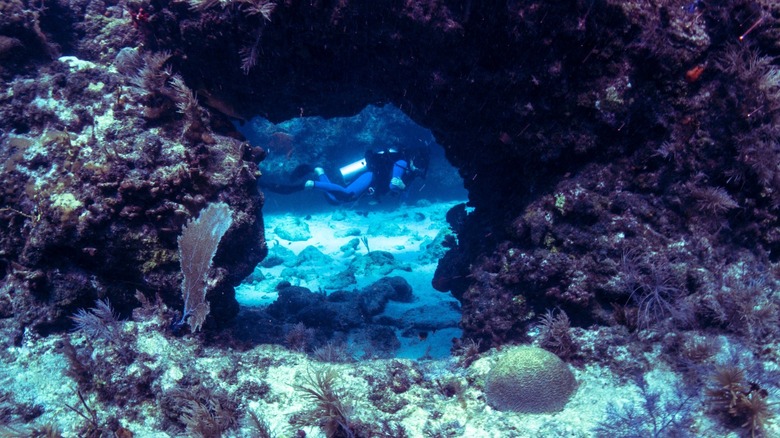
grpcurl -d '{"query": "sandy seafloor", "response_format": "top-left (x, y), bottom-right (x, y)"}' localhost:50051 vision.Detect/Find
top-left (1, 198), bottom-right (777, 437)
top-left (236, 199), bottom-right (464, 360)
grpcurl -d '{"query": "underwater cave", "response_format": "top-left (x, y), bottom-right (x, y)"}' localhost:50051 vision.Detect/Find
top-left (236, 104), bottom-right (467, 212)
top-left (232, 104), bottom-right (468, 359)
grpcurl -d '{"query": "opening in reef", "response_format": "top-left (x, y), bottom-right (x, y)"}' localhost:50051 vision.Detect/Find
top-left (236, 104), bottom-right (466, 212)
top-left (233, 105), bottom-right (465, 359)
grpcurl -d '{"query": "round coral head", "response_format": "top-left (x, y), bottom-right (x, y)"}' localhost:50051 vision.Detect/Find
top-left (485, 346), bottom-right (577, 413)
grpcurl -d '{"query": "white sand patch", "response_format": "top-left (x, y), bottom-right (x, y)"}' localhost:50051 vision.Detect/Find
top-left (237, 200), bottom-right (464, 358)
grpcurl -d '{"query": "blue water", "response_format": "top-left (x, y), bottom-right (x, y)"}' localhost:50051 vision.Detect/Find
top-left (234, 105), bottom-right (467, 360)
top-left (236, 104), bottom-right (467, 213)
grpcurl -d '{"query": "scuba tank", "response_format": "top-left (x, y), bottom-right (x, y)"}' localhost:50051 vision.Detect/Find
top-left (339, 158), bottom-right (368, 182)
top-left (340, 148), bottom-right (401, 183)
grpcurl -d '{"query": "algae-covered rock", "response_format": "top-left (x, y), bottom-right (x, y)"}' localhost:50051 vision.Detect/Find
top-left (293, 246), bottom-right (331, 267)
top-left (273, 216), bottom-right (312, 241)
top-left (348, 251), bottom-right (411, 276)
top-left (0, 53), bottom-right (266, 338)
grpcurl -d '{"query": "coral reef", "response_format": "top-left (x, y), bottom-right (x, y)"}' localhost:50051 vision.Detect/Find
top-left (263, 276), bottom-right (416, 358)
top-left (1, 0), bottom-right (780, 435)
top-left (117, 0), bottom-right (780, 353)
top-left (6, 0), bottom-right (780, 356)
top-left (0, 17), bottom-right (266, 341)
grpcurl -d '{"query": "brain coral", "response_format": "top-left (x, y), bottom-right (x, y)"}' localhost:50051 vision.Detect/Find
top-left (485, 345), bottom-right (576, 413)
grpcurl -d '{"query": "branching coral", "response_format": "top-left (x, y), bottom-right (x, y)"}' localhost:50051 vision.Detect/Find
top-left (688, 185), bottom-right (739, 216)
top-left (180, 397), bottom-right (237, 437)
top-left (452, 338), bottom-right (482, 367)
top-left (593, 375), bottom-right (696, 438)
top-left (618, 248), bottom-right (689, 330)
top-left (118, 49), bottom-right (173, 99)
top-left (188, 0), bottom-right (276, 20)
top-left (69, 298), bottom-right (122, 343)
top-left (0, 422), bottom-right (62, 437)
top-left (185, 0), bottom-right (276, 74)
top-left (702, 266), bottom-right (780, 345)
top-left (714, 43), bottom-right (780, 211)
top-left (116, 48), bottom-right (211, 139)
top-left (246, 410), bottom-right (277, 438)
top-left (169, 74), bottom-right (206, 138)
top-left (716, 45), bottom-right (780, 120)
top-left (312, 342), bottom-right (354, 364)
top-left (537, 308), bottom-right (576, 359)
top-left (631, 267), bottom-right (684, 329)
top-left (292, 367), bottom-right (354, 438)
top-left (163, 387), bottom-right (239, 437)
top-left (63, 389), bottom-right (107, 437)
top-left (706, 365), bottom-right (775, 438)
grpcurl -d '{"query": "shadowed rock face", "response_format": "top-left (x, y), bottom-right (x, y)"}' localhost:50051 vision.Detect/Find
top-left (0, 74), bottom-right (267, 342)
top-left (142, 0), bottom-right (637, 304)
top-left (0, 36), bottom-right (268, 340)
top-left (145, 0), bottom-right (633, 209)
top-left (3, 0), bottom-right (780, 348)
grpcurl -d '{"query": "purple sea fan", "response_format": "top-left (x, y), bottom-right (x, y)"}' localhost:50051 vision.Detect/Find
top-left (70, 298), bottom-right (120, 342)
top-left (690, 186), bottom-right (738, 215)
top-left (176, 202), bottom-right (233, 333)
top-left (630, 266), bottom-right (685, 329)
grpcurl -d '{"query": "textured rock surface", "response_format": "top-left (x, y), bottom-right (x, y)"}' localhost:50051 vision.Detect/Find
top-left (133, 0), bottom-right (780, 347)
top-left (0, 7), bottom-right (268, 340)
top-left (3, 0), bottom-right (780, 351)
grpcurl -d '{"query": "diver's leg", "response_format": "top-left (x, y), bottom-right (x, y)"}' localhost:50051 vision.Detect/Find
top-left (312, 173), bottom-right (350, 203)
top-left (311, 172), bottom-right (373, 203)
top-left (344, 172), bottom-right (374, 197)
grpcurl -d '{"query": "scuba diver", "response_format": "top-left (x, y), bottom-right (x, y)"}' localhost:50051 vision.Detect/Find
top-left (261, 147), bottom-right (430, 205)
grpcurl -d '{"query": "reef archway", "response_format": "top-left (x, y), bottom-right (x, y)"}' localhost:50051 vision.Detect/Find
top-left (4, 0), bottom-right (777, 350)
top-left (144, 0), bottom-right (635, 295)
top-left (137, 0), bottom-right (777, 348)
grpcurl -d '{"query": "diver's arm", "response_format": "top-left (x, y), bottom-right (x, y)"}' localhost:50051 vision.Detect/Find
top-left (389, 160), bottom-right (408, 192)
